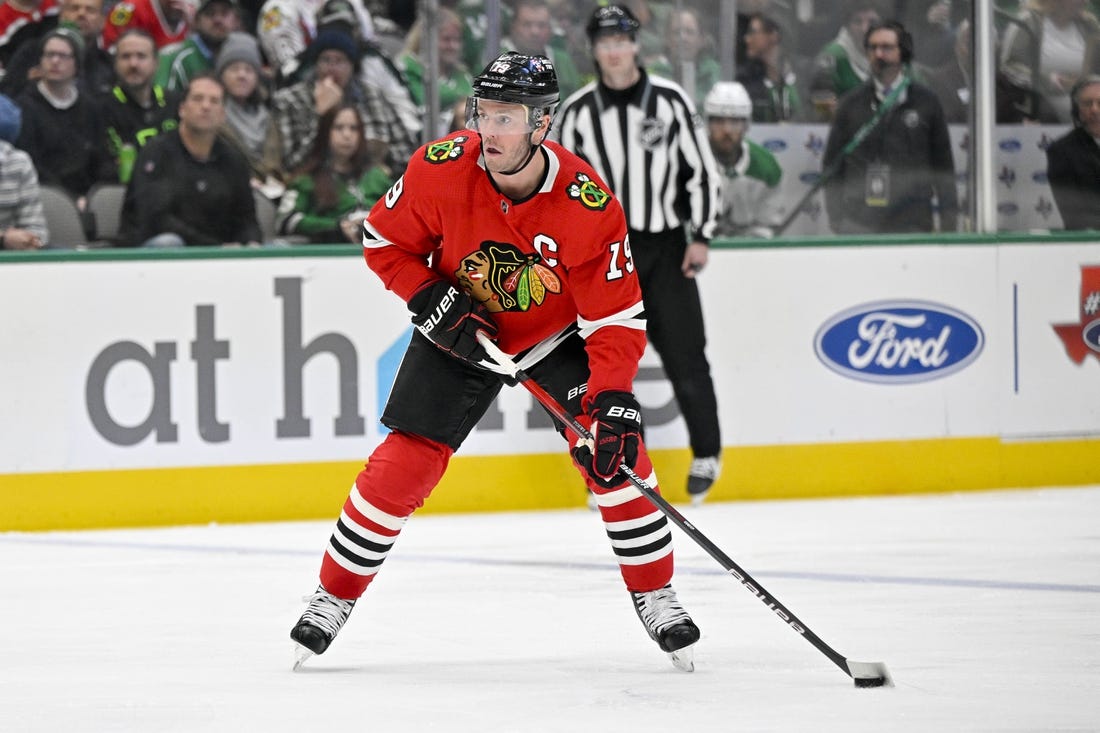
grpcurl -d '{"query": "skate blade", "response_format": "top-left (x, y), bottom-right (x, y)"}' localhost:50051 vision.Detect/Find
top-left (668, 645), bottom-right (695, 672)
top-left (292, 643), bottom-right (314, 671)
top-left (689, 492), bottom-right (708, 508)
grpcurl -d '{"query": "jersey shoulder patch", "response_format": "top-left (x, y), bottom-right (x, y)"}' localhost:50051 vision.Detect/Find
top-left (564, 171), bottom-right (611, 211)
top-left (423, 134), bottom-right (470, 164)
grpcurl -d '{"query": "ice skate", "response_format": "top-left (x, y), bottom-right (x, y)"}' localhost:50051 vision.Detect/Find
top-left (290, 585), bottom-right (356, 670)
top-left (686, 456), bottom-right (721, 506)
top-left (631, 583), bottom-right (700, 672)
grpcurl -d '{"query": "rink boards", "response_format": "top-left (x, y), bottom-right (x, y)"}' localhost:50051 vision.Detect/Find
top-left (2, 237), bottom-right (1098, 529)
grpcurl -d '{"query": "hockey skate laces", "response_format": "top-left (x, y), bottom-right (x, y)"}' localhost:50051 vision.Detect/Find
top-left (634, 585), bottom-right (692, 635)
top-left (299, 590), bottom-right (354, 636)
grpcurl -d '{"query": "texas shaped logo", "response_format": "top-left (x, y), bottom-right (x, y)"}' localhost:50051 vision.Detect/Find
top-left (1052, 265), bottom-right (1100, 365)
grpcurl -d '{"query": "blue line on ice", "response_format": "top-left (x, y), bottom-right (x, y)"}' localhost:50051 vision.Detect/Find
top-left (3, 534), bottom-right (1096, 594)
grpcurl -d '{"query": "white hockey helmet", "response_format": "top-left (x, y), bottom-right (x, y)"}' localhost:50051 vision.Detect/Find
top-left (703, 81), bottom-right (753, 121)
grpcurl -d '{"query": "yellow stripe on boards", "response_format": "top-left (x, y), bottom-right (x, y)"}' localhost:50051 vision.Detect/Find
top-left (2, 436), bottom-right (1098, 531)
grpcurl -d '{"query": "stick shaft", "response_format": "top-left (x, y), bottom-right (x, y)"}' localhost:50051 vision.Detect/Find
top-left (477, 334), bottom-right (857, 678)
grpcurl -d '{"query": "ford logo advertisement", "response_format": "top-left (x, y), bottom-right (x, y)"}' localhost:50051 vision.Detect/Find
top-left (814, 301), bottom-right (985, 384)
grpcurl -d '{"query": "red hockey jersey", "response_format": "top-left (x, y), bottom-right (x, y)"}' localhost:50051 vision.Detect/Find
top-left (0, 0), bottom-right (59, 58)
top-left (363, 132), bottom-right (646, 401)
top-left (101, 0), bottom-right (188, 50)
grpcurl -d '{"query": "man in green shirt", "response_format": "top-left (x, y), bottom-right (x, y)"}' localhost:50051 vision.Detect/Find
top-left (155, 0), bottom-right (240, 91)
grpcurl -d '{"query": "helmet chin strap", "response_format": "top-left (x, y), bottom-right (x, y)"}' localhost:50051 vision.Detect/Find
top-left (492, 134), bottom-right (541, 177)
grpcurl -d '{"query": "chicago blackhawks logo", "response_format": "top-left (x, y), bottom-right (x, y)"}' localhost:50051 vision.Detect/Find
top-left (424, 136), bottom-right (468, 164)
top-left (109, 2), bottom-right (135, 25)
top-left (566, 173), bottom-right (611, 211)
top-left (455, 241), bottom-right (561, 313)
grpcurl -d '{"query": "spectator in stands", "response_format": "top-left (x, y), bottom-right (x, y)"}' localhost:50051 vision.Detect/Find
top-left (1000, 0), bottom-right (1100, 123)
top-left (15, 27), bottom-right (108, 205)
top-left (705, 81), bottom-right (784, 239)
top-left (546, 0), bottom-right (598, 78)
top-left (808, 0), bottom-right (883, 121)
top-left (902, 0), bottom-right (958, 66)
top-left (313, 0), bottom-right (420, 150)
top-left (822, 20), bottom-right (958, 233)
top-left (276, 102), bottom-right (391, 242)
top-left (271, 26), bottom-right (415, 173)
top-left (0, 137), bottom-right (48, 249)
top-left (923, 17), bottom-right (971, 123)
top-left (737, 12), bottom-right (805, 122)
top-left (448, 0), bottom-right (494, 72)
top-left (734, 0), bottom-right (798, 69)
top-left (156, 0), bottom-right (241, 91)
top-left (98, 28), bottom-right (180, 183)
top-left (648, 4), bottom-right (720, 106)
top-left (503, 0), bottom-right (582, 100)
top-left (118, 72), bottom-right (261, 247)
top-left (0, 0), bottom-right (59, 71)
top-left (255, 0), bottom-right (372, 86)
top-left (1, 0), bottom-right (113, 97)
top-left (1046, 75), bottom-right (1100, 229)
top-left (101, 0), bottom-right (189, 50)
top-left (396, 6), bottom-right (471, 138)
top-left (215, 31), bottom-right (284, 195)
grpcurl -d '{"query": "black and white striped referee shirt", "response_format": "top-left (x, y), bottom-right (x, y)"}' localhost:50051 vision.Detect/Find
top-left (554, 70), bottom-right (721, 242)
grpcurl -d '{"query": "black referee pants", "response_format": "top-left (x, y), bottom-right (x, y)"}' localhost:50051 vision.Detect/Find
top-left (630, 228), bottom-right (721, 459)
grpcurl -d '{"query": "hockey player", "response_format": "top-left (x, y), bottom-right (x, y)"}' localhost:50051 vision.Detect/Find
top-left (290, 51), bottom-right (701, 672)
top-left (704, 81), bottom-right (785, 239)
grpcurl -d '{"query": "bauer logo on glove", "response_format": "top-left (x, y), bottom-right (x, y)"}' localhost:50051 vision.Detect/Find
top-left (409, 281), bottom-right (499, 365)
top-left (414, 284), bottom-right (459, 337)
top-left (573, 390), bottom-right (642, 488)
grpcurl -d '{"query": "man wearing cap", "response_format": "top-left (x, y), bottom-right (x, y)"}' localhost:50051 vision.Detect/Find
top-left (15, 26), bottom-right (109, 204)
top-left (556, 4), bottom-right (724, 505)
top-left (270, 25), bottom-right (415, 172)
top-left (98, 28), bottom-right (180, 183)
top-left (156, 0), bottom-right (241, 91)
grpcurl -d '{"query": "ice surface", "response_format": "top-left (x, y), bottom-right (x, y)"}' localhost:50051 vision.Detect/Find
top-left (2, 487), bottom-right (1098, 732)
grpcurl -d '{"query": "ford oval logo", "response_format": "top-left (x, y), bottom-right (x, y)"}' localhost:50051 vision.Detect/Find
top-left (998, 202), bottom-right (1019, 215)
top-left (999, 139), bottom-right (1022, 152)
top-left (1085, 319), bottom-right (1100, 353)
top-left (799, 172), bottom-right (821, 184)
top-left (763, 139), bottom-right (787, 152)
top-left (1032, 171), bottom-right (1048, 184)
top-left (814, 301), bottom-right (985, 383)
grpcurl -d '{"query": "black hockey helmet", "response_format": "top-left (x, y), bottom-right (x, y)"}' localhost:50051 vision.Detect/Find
top-left (585, 4), bottom-right (640, 42)
top-left (469, 51), bottom-right (559, 132)
top-left (472, 51), bottom-right (559, 111)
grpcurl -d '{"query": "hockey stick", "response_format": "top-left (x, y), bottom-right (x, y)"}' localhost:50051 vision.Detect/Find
top-left (477, 332), bottom-right (892, 688)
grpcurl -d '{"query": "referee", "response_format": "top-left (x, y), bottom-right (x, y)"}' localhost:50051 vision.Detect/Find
top-left (556, 4), bottom-right (723, 504)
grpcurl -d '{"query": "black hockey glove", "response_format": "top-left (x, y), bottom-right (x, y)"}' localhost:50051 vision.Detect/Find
top-left (409, 281), bottom-right (499, 365)
top-left (572, 391), bottom-right (642, 488)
